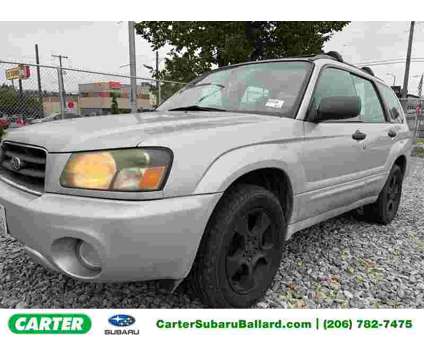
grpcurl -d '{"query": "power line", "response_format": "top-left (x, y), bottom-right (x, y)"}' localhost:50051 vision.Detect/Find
top-left (357, 57), bottom-right (424, 66)
top-left (356, 59), bottom-right (424, 67)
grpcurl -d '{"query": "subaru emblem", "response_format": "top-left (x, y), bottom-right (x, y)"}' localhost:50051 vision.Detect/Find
top-left (108, 314), bottom-right (136, 327)
top-left (10, 156), bottom-right (22, 171)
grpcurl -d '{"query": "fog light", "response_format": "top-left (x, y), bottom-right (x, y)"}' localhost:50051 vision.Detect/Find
top-left (77, 241), bottom-right (101, 271)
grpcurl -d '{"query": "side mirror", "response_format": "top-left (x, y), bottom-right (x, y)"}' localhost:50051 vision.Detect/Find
top-left (315, 96), bottom-right (361, 122)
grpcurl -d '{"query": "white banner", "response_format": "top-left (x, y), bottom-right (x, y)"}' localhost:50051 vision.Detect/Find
top-left (0, 308), bottom-right (422, 359)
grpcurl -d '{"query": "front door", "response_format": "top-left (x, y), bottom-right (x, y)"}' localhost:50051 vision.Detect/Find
top-left (299, 67), bottom-right (370, 221)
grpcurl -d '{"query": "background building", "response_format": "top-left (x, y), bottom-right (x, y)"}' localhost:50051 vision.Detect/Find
top-left (78, 81), bottom-right (156, 116)
top-left (42, 95), bottom-right (79, 115)
top-left (42, 81), bottom-right (156, 117)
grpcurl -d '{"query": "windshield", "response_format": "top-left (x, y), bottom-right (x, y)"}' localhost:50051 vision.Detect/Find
top-left (159, 61), bottom-right (312, 117)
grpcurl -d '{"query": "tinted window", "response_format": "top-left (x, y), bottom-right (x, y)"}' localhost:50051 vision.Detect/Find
top-left (310, 68), bottom-right (357, 118)
top-left (377, 83), bottom-right (405, 123)
top-left (159, 61), bottom-right (312, 117)
top-left (352, 75), bottom-right (386, 123)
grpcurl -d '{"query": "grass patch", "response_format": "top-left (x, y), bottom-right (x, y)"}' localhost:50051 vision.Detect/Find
top-left (416, 138), bottom-right (424, 145)
top-left (412, 146), bottom-right (424, 158)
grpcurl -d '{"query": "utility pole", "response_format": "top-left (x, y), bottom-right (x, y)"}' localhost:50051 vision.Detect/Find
top-left (52, 54), bottom-right (68, 113)
top-left (128, 21), bottom-right (137, 113)
top-left (35, 44), bottom-right (44, 117)
top-left (402, 21), bottom-right (415, 99)
top-left (18, 77), bottom-right (23, 115)
top-left (155, 51), bottom-right (161, 105)
top-left (18, 79), bottom-right (23, 96)
top-left (143, 52), bottom-right (161, 106)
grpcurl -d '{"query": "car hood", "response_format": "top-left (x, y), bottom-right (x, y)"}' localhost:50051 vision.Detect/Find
top-left (4, 111), bottom-right (286, 152)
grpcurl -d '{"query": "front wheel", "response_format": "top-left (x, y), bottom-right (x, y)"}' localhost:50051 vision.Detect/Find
top-left (358, 164), bottom-right (403, 224)
top-left (189, 184), bottom-right (285, 308)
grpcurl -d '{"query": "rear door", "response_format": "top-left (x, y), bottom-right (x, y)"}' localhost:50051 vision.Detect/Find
top-left (350, 74), bottom-right (395, 180)
top-left (375, 82), bottom-right (410, 162)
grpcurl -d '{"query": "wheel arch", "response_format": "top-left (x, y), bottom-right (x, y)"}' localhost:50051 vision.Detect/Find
top-left (222, 167), bottom-right (294, 224)
top-left (194, 144), bottom-right (300, 225)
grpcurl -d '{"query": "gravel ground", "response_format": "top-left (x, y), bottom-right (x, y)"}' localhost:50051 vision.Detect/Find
top-left (0, 158), bottom-right (423, 309)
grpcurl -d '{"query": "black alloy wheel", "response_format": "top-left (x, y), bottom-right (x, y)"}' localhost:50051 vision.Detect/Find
top-left (355, 164), bottom-right (403, 225)
top-left (385, 168), bottom-right (402, 220)
top-left (225, 208), bottom-right (280, 295)
top-left (189, 184), bottom-right (285, 308)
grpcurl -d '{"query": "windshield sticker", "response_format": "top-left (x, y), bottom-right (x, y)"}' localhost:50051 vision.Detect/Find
top-left (265, 99), bottom-right (285, 108)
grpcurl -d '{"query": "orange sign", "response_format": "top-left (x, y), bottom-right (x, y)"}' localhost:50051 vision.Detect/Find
top-left (6, 65), bottom-right (30, 81)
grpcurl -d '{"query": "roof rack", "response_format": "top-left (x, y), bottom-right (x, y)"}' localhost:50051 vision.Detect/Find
top-left (360, 66), bottom-right (375, 76)
top-left (325, 51), bottom-right (344, 62)
top-left (312, 51), bottom-right (344, 63)
top-left (311, 51), bottom-right (377, 79)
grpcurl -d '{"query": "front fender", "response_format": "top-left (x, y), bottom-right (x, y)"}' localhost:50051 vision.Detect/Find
top-left (194, 142), bottom-right (304, 195)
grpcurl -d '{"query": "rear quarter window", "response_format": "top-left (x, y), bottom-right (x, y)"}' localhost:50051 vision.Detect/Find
top-left (376, 83), bottom-right (405, 123)
top-left (351, 75), bottom-right (386, 123)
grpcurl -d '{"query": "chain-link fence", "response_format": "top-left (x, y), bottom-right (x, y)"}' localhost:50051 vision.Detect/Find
top-left (1, 60), bottom-right (423, 140)
top-left (0, 60), bottom-right (186, 128)
top-left (399, 98), bottom-right (424, 140)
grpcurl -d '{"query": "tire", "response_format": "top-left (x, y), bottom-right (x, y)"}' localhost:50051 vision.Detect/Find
top-left (189, 184), bottom-right (286, 308)
top-left (357, 164), bottom-right (403, 225)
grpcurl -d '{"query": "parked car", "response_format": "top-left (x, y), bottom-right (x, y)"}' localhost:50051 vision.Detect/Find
top-left (8, 115), bottom-right (28, 128)
top-left (30, 112), bottom-right (80, 124)
top-left (0, 52), bottom-right (413, 308)
top-left (0, 113), bottom-right (10, 129)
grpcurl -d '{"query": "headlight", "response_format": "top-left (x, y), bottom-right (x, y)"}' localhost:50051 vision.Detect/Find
top-left (60, 148), bottom-right (172, 191)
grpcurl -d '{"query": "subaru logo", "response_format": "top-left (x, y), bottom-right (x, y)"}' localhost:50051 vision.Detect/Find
top-left (108, 314), bottom-right (135, 327)
top-left (10, 156), bottom-right (22, 171)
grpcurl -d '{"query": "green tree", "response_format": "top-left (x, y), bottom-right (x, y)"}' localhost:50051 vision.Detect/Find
top-left (0, 84), bottom-right (42, 118)
top-left (135, 21), bottom-right (349, 88)
top-left (111, 92), bottom-right (119, 114)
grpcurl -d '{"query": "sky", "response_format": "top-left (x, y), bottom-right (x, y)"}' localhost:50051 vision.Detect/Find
top-left (0, 21), bottom-right (423, 94)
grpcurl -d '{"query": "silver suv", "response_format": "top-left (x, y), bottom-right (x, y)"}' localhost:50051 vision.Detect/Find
top-left (0, 53), bottom-right (413, 308)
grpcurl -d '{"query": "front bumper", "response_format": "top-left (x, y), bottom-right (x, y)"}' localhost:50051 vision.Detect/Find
top-left (0, 179), bottom-right (221, 282)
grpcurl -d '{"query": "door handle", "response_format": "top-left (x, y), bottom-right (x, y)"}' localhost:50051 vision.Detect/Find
top-left (388, 129), bottom-right (397, 138)
top-left (352, 130), bottom-right (367, 141)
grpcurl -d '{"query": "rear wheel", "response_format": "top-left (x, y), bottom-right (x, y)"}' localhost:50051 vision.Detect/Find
top-left (356, 164), bottom-right (403, 224)
top-left (189, 184), bottom-right (285, 308)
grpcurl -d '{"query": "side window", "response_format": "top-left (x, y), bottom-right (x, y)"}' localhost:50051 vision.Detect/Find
top-left (376, 83), bottom-right (405, 123)
top-left (313, 67), bottom-right (356, 101)
top-left (351, 75), bottom-right (386, 123)
top-left (311, 68), bottom-right (357, 119)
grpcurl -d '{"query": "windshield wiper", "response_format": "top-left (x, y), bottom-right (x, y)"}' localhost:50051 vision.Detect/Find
top-left (168, 105), bottom-right (227, 112)
top-left (187, 82), bottom-right (225, 89)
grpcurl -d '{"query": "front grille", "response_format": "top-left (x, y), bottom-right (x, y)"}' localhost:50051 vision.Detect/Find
top-left (0, 142), bottom-right (47, 194)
